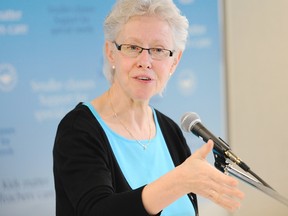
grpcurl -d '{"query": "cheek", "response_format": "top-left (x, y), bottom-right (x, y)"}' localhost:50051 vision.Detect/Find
top-left (158, 63), bottom-right (173, 81)
top-left (114, 58), bottom-right (132, 77)
top-left (155, 64), bottom-right (173, 90)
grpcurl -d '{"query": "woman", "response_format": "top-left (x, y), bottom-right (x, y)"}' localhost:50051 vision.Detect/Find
top-left (53, 0), bottom-right (244, 215)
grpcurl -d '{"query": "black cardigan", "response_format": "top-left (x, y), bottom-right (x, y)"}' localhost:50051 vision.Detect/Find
top-left (53, 103), bottom-right (198, 216)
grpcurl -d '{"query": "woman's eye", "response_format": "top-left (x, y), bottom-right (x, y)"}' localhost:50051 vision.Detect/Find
top-left (154, 48), bottom-right (164, 53)
top-left (128, 45), bottom-right (139, 51)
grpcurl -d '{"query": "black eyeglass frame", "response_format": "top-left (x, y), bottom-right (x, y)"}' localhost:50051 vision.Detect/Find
top-left (113, 41), bottom-right (174, 58)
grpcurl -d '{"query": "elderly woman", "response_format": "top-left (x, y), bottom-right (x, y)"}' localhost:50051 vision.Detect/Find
top-left (53, 0), bottom-right (244, 215)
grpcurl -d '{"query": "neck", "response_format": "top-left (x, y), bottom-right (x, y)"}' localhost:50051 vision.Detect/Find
top-left (108, 88), bottom-right (154, 141)
top-left (108, 88), bottom-right (149, 126)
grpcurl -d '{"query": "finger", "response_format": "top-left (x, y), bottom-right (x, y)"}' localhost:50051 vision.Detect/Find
top-left (215, 193), bottom-right (242, 212)
top-left (209, 173), bottom-right (244, 199)
top-left (209, 168), bottom-right (239, 188)
top-left (206, 188), bottom-right (243, 212)
top-left (199, 171), bottom-right (244, 199)
top-left (219, 174), bottom-right (239, 188)
top-left (222, 183), bottom-right (245, 200)
top-left (193, 140), bottom-right (214, 160)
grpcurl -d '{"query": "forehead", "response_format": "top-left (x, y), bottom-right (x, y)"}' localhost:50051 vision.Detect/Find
top-left (117, 15), bottom-right (174, 46)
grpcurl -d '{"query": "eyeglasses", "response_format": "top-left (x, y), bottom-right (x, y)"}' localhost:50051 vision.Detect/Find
top-left (113, 42), bottom-right (174, 60)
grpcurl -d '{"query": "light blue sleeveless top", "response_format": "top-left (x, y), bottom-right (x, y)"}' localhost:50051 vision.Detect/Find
top-left (84, 102), bottom-right (195, 216)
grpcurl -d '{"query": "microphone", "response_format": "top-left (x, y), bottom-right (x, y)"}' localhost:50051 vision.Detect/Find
top-left (180, 112), bottom-right (250, 172)
top-left (181, 112), bottom-right (275, 190)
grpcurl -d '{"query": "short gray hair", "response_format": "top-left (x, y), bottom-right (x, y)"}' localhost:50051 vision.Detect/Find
top-left (103, 0), bottom-right (189, 83)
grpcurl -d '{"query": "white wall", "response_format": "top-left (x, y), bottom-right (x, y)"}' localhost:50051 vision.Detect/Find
top-left (224, 0), bottom-right (288, 215)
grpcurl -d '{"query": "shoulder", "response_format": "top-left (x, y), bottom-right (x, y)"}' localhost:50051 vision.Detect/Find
top-left (55, 103), bottom-right (105, 143)
top-left (154, 109), bottom-right (191, 161)
top-left (154, 109), bottom-right (182, 134)
top-left (54, 103), bottom-right (111, 158)
top-left (155, 109), bottom-right (177, 125)
top-left (59, 103), bottom-right (92, 127)
top-left (57, 103), bottom-right (100, 133)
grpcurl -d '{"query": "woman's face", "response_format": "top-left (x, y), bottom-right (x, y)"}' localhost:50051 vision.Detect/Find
top-left (106, 15), bottom-right (182, 102)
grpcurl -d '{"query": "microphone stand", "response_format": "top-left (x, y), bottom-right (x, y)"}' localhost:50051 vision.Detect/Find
top-left (212, 148), bottom-right (288, 207)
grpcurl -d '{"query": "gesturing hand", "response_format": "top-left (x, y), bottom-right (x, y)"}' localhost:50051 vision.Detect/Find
top-left (179, 140), bottom-right (245, 212)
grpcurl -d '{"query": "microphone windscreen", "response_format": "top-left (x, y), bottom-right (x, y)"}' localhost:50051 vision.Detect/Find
top-left (180, 112), bottom-right (201, 132)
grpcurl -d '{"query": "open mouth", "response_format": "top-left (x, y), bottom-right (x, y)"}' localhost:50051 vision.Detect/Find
top-left (137, 76), bottom-right (152, 81)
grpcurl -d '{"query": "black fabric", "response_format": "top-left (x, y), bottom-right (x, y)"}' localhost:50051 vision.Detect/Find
top-left (53, 103), bottom-right (198, 216)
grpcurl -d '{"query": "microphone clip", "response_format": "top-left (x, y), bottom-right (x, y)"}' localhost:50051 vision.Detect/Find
top-left (212, 142), bottom-right (230, 173)
top-left (212, 137), bottom-right (231, 173)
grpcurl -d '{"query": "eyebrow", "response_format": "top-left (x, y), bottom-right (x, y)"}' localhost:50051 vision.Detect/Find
top-left (121, 38), bottom-right (171, 48)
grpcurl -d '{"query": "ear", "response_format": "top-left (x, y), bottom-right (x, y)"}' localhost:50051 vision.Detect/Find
top-left (105, 41), bottom-right (115, 65)
top-left (170, 51), bottom-right (182, 75)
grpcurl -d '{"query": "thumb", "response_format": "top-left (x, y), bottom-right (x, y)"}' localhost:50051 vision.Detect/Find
top-left (193, 140), bottom-right (214, 160)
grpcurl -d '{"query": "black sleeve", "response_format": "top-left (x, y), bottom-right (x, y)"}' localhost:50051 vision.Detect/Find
top-left (53, 104), bottom-right (154, 216)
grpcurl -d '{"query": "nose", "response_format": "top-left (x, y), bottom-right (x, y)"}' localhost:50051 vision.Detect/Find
top-left (137, 49), bottom-right (152, 69)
